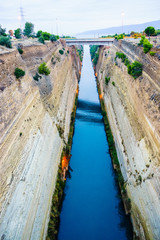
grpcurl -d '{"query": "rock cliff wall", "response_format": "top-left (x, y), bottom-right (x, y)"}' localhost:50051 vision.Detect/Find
top-left (0, 40), bottom-right (81, 239)
top-left (96, 40), bottom-right (160, 239)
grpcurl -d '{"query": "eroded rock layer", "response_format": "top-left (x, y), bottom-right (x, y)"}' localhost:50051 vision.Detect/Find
top-left (0, 40), bottom-right (81, 239)
top-left (96, 40), bottom-right (160, 240)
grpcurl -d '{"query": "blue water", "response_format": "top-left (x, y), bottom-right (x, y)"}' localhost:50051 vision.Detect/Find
top-left (58, 45), bottom-right (132, 240)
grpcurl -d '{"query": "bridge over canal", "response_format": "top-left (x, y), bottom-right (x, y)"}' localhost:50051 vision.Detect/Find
top-left (66, 38), bottom-right (114, 45)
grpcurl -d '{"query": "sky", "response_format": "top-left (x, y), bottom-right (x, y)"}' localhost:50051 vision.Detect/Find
top-left (0, 0), bottom-right (160, 36)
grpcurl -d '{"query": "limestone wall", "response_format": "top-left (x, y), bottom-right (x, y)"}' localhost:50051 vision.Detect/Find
top-left (0, 41), bottom-right (81, 239)
top-left (96, 40), bottom-right (160, 239)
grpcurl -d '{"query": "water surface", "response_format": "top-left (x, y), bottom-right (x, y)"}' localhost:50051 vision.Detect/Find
top-left (58, 45), bottom-right (132, 240)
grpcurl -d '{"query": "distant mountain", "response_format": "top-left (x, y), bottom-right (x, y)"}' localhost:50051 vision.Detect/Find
top-left (76, 20), bottom-right (160, 37)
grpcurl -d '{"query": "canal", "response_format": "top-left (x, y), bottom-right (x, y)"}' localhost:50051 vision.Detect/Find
top-left (58, 45), bottom-right (132, 240)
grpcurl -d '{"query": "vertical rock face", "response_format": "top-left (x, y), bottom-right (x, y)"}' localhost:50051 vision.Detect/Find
top-left (96, 41), bottom-right (160, 240)
top-left (0, 41), bottom-right (81, 239)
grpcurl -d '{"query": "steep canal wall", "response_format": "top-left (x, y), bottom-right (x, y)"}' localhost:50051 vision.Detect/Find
top-left (95, 40), bottom-right (160, 239)
top-left (0, 40), bottom-right (81, 239)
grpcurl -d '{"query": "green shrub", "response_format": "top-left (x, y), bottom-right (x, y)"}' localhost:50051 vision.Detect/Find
top-left (76, 47), bottom-right (83, 62)
top-left (149, 51), bottom-right (156, 56)
top-left (115, 52), bottom-right (130, 66)
top-left (116, 52), bottom-right (127, 62)
top-left (33, 72), bottom-right (42, 81)
top-left (59, 49), bottom-right (64, 55)
top-left (93, 53), bottom-right (99, 65)
top-left (127, 61), bottom-right (142, 79)
top-left (18, 48), bottom-right (23, 54)
top-left (42, 32), bottom-right (51, 40)
top-left (36, 30), bottom-right (42, 38)
top-left (115, 34), bottom-right (124, 40)
top-left (90, 45), bottom-right (99, 59)
top-left (156, 29), bottom-right (160, 35)
top-left (0, 36), bottom-right (12, 48)
top-left (38, 36), bottom-right (45, 44)
top-left (138, 175), bottom-right (142, 183)
top-left (143, 39), bottom-right (152, 53)
top-left (138, 36), bottom-right (152, 53)
top-left (38, 62), bottom-right (50, 75)
top-left (138, 35), bottom-right (145, 46)
top-left (112, 81), bottom-right (115, 86)
top-left (50, 34), bottom-right (57, 42)
top-left (124, 58), bottom-right (130, 66)
top-left (14, 68), bottom-right (25, 79)
top-left (90, 45), bottom-right (99, 65)
top-left (105, 76), bottom-right (110, 85)
top-left (118, 34), bottom-right (124, 39)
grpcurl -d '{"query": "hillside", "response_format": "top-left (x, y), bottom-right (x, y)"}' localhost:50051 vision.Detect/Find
top-left (77, 20), bottom-right (160, 37)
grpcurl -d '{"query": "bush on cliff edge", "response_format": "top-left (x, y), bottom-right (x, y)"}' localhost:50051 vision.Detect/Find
top-left (14, 68), bottom-right (25, 79)
top-left (0, 36), bottom-right (12, 48)
top-left (38, 62), bottom-right (51, 75)
top-left (127, 61), bottom-right (143, 79)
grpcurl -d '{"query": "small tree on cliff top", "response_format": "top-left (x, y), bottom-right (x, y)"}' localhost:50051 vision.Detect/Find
top-left (24, 22), bottom-right (34, 37)
top-left (144, 26), bottom-right (155, 36)
top-left (0, 25), bottom-right (7, 36)
top-left (14, 28), bottom-right (22, 39)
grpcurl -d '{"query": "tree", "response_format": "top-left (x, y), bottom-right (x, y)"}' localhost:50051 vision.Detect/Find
top-left (38, 36), bottom-right (45, 44)
top-left (130, 31), bottom-right (135, 36)
top-left (14, 28), bottom-right (22, 39)
top-left (0, 36), bottom-right (12, 48)
top-left (138, 35), bottom-right (145, 46)
top-left (24, 22), bottom-right (34, 37)
top-left (42, 32), bottom-right (51, 40)
top-left (0, 25), bottom-right (7, 36)
top-left (36, 30), bottom-right (42, 38)
top-left (50, 34), bottom-right (57, 42)
top-left (144, 26), bottom-right (155, 36)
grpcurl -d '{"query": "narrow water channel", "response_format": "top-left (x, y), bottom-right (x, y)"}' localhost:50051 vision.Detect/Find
top-left (58, 45), bottom-right (132, 240)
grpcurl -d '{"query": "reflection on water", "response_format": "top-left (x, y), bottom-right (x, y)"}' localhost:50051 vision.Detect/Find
top-left (77, 99), bottom-right (101, 113)
top-left (58, 45), bottom-right (132, 240)
top-left (76, 99), bottom-right (103, 124)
